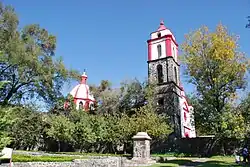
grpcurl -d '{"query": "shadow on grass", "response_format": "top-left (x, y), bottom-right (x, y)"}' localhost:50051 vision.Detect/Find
top-left (155, 159), bottom-right (249, 167)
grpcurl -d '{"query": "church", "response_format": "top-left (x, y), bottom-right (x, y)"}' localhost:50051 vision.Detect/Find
top-left (65, 71), bottom-right (96, 111)
top-left (67, 20), bottom-right (196, 138)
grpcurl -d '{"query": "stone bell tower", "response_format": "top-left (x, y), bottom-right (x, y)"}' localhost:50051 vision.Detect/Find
top-left (147, 20), bottom-right (182, 137)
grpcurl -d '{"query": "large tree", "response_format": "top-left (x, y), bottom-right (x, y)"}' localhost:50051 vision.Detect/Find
top-left (9, 107), bottom-right (44, 150)
top-left (0, 2), bottom-right (78, 106)
top-left (181, 24), bottom-right (249, 137)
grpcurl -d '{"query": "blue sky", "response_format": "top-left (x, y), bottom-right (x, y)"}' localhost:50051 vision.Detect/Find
top-left (3, 0), bottom-right (250, 97)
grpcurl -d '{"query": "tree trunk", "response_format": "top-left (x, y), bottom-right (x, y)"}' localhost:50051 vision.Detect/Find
top-left (206, 138), bottom-right (220, 156)
top-left (123, 142), bottom-right (127, 154)
top-left (57, 141), bottom-right (61, 152)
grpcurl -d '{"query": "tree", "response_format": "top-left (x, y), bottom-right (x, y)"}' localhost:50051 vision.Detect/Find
top-left (89, 80), bottom-right (112, 100)
top-left (96, 89), bottom-right (120, 115)
top-left (46, 114), bottom-right (75, 152)
top-left (238, 93), bottom-right (250, 137)
top-left (0, 81), bottom-right (12, 150)
top-left (0, 2), bottom-right (79, 106)
top-left (119, 79), bottom-right (146, 115)
top-left (131, 82), bottom-right (171, 139)
top-left (9, 107), bottom-right (44, 150)
top-left (181, 24), bottom-right (249, 138)
top-left (70, 111), bottom-right (97, 152)
top-left (0, 106), bottom-right (13, 150)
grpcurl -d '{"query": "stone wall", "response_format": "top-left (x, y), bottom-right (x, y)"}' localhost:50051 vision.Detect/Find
top-left (0, 157), bottom-right (124, 167)
top-left (0, 157), bottom-right (155, 167)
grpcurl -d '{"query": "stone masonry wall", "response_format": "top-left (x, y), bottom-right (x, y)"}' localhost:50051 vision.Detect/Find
top-left (0, 157), bottom-right (155, 167)
top-left (0, 157), bottom-right (124, 167)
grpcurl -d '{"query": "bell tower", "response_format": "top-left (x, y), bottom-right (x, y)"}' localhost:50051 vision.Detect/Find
top-left (147, 20), bottom-right (182, 137)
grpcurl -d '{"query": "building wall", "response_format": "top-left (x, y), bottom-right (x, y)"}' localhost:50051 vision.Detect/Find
top-left (75, 99), bottom-right (95, 110)
top-left (150, 39), bottom-right (167, 61)
top-left (179, 97), bottom-right (196, 138)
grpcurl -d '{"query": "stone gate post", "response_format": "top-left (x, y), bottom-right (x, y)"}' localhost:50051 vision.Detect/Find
top-left (131, 132), bottom-right (155, 163)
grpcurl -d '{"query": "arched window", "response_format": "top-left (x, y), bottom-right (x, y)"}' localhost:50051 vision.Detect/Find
top-left (79, 101), bottom-right (83, 110)
top-left (157, 45), bottom-right (162, 58)
top-left (157, 32), bottom-right (161, 38)
top-left (174, 67), bottom-right (178, 84)
top-left (157, 64), bottom-right (163, 83)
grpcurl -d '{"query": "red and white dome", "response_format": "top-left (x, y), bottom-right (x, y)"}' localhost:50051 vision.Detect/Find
top-left (69, 71), bottom-right (95, 110)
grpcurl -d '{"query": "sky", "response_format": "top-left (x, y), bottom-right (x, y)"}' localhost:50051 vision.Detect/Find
top-left (3, 0), bottom-right (250, 97)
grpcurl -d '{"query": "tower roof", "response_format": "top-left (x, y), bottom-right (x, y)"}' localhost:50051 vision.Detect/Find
top-left (157, 20), bottom-right (167, 31)
top-left (150, 20), bottom-right (176, 41)
top-left (69, 71), bottom-right (95, 101)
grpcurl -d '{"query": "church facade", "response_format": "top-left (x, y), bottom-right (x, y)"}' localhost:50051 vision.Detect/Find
top-left (147, 21), bottom-right (196, 138)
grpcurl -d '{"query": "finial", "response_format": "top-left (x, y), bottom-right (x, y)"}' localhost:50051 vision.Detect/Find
top-left (157, 19), bottom-right (167, 31)
top-left (81, 69), bottom-right (88, 83)
top-left (82, 69), bottom-right (87, 76)
top-left (160, 19), bottom-right (164, 25)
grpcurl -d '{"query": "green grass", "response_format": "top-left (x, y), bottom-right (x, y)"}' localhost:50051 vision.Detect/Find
top-left (15, 150), bottom-right (130, 157)
top-left (152, 152), bottom-right (197, 158)
top-left (12, 154), bottom-right (87, 162)
top-left (52, 151), bottom-right (130, 157)
top-left (147, 156), bottom-right (249, 167)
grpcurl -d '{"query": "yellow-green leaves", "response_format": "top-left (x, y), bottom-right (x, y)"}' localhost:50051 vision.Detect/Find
top-left (182, 23), bottom-right (249, 138)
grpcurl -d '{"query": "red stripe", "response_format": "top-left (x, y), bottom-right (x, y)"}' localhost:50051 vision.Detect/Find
top-left (74, 98), bottom-right (95, 102)
top-left (183, 102), bottom-right (189, 112)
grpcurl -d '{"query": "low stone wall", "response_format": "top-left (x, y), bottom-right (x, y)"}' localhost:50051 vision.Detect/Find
top-left (10, 150), bottom-right (156, 166)
top-left (0, 156), bottom-right (157, 167)
top-left (1, 157), bottom-right (123, 167)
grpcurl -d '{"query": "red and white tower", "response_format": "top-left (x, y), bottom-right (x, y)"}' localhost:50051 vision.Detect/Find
top-left (68, 71), bottom-right (95, 111)
top-left (147, 20), bottom-right (196, 138)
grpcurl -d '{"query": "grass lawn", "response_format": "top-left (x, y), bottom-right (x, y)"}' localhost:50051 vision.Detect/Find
top-left (148, 156), bottom-right (249, 167)
top-left (12, 154), bottom-right (87, 162)
top-left (15, 150), bottom-right (130, 157)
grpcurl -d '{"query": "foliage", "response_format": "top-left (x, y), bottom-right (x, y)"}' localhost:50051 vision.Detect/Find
top-left (0, 2), bottom-right (79, 106)
top-left (238, 92), bottom-right (250, 137)
top-left (89, 80), bottom-right (112, 100)
top-left (119, 79), bottom-right (146, 114)
top-left (130, 106), bottom-right (171, 139)
top-left (219, 106), bottom-right (245, 139)
top-left (46, 114), bottom-right (75, 152)
top-left (0, 106), bottom-right (13, 150)
top-left (181, 24), bottom-right (249, 138)
top-left (8, 107), bottom-right (44, 150)
top-left (3, 1), bottom-right (250, 157)
top-left (96, 89), bottom-right (120, 115)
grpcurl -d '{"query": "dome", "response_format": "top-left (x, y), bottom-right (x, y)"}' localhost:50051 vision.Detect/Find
top-left (70, 84), bottom-right (95, 101)
top-left (69, 72), bottom-right (95, 102)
